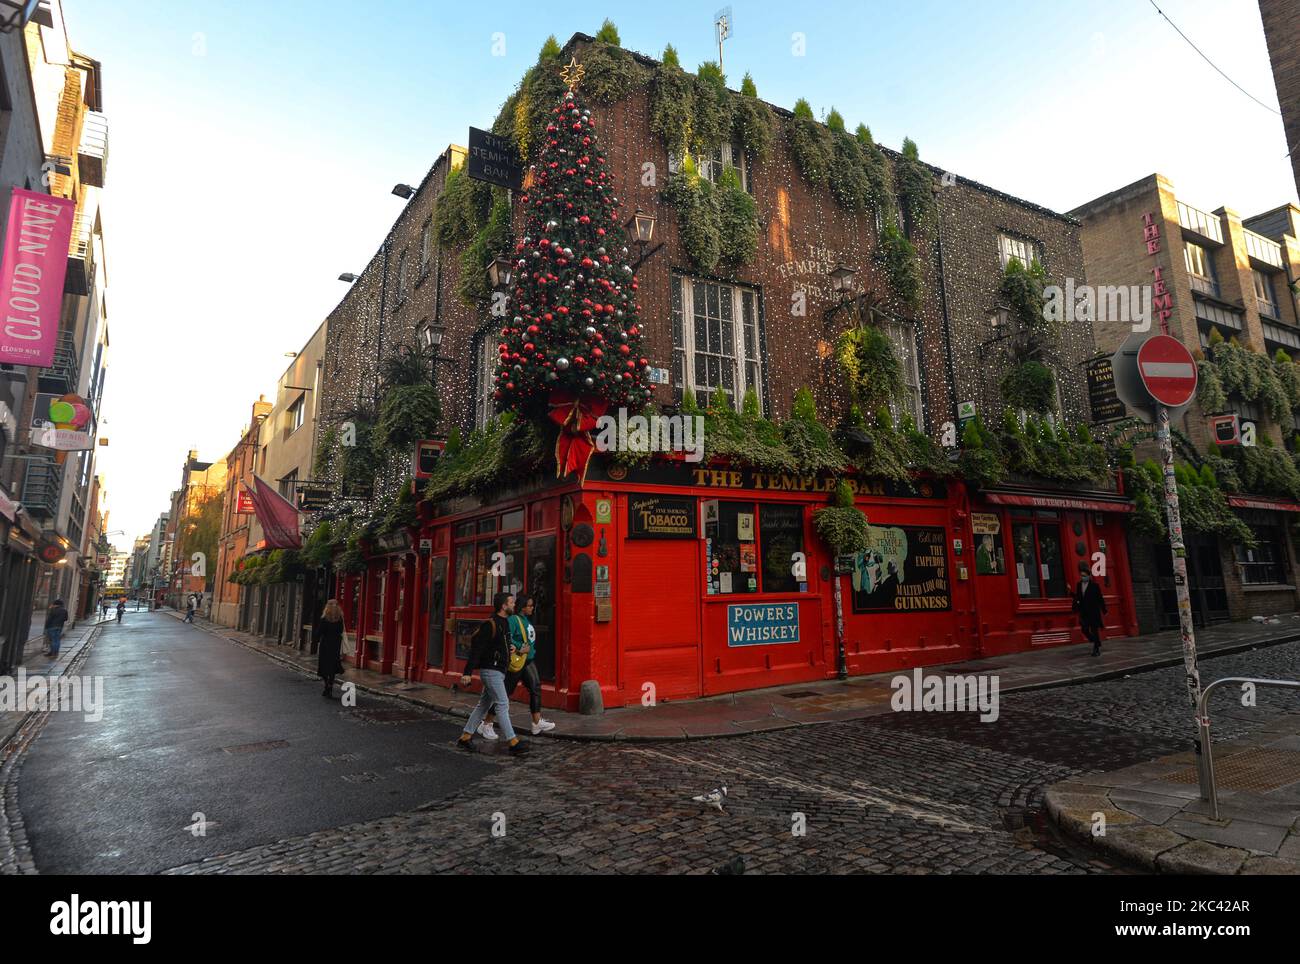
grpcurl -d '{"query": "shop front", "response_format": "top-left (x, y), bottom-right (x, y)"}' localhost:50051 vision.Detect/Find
top-left (968, 486), bottom-right (1139, 655)
top-left (351, 464), bottom-right (1141, 712)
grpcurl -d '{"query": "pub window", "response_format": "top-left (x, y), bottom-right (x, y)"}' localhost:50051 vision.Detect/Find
top-left (452, 516), bottom-right (526, 608)
top-left (1011, 513), bottom-right (1067, 598)
top-left (668, 141), bottom-right (750, 193)
top-left (671, 274), bottom-right (763, 411)
top-left (1234, 522), bottom-right (1288, 586)
top-left (880, 318), bottom-right (923, 427)
top-left (998, 232), bottom-right (1041, 271)
top-left (705, 501), bottom-right (806, 596)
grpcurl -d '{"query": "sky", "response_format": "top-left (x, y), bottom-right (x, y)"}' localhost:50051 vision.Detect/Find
top-left (63, 0), bottom-right (1296, 550)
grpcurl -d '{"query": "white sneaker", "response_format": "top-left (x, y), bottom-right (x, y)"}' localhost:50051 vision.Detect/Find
top-left (531, 718), bottom-right (556, 734)
top-left (477, 722), bottom-right (499, 741)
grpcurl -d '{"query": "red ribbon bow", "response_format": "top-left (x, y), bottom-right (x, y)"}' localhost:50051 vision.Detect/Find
top-left (548, 390), bottom-right (608, 482)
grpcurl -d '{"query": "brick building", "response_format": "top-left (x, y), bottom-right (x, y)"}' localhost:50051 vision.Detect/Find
top-left (213, 396), bottom-right (270, 627)
top-left (310, 32), bottom-right (1137, 707)
top-left (1072, 174), bottom-right (1300, 631)
top-left (1259, 0), bottom-right (1300, 197)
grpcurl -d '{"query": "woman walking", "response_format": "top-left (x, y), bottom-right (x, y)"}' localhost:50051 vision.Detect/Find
top-left (314, 599), bottom-right (346, 698)
top-left (483, 594), bottom-right (555, 736)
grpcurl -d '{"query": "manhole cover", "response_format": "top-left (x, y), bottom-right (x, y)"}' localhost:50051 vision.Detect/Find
top-left (1163, 747), bottom-right (1300, 792)
top-left (350, 708), bottom-right (432, 724)
top-left (222, 739), bottom-right (289, 754)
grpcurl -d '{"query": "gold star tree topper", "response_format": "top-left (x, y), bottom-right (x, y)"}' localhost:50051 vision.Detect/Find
top-left (559, 57), bottom-right (585, 89)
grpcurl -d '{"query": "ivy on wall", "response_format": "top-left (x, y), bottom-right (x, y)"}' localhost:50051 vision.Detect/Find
top-left (1196, 333), bottom-right (1292, 423)
top-left (661, 156), bottom-right (758, 272)
top-left (1124, 459), bottom-right (1254, 545)
top-left (423, 414), bottom-right (550, 502)
top-left (456, 189), bottom-right (513, 306)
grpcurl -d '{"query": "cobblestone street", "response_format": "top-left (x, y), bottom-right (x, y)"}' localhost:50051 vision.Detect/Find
top-left (154, 636), bottom-right (1300, 875)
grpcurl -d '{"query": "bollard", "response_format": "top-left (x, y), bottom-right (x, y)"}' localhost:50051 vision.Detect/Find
top-left (578, 680), bottom-right (604, 716)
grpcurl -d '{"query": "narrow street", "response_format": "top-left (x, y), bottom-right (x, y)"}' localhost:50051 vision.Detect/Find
top-left (8, 611), bottom-right (1297, 874)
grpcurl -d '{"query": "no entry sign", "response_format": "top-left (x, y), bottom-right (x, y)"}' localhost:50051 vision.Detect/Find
top-left (1137, 335), bottom-right (1198, 408)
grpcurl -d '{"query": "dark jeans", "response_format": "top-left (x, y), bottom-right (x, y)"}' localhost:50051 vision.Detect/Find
top-left (46, 627), bottom-right (63, 656)
top-left (497, 662), bottom-right (543, 716)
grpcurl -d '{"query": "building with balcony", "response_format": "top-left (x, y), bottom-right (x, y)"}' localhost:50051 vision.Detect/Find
top-left (1072, 174), bottom-right (1300, 631)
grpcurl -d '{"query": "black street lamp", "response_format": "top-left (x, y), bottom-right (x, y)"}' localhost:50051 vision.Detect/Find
top-left (626, 209), bottom-right (664, 272)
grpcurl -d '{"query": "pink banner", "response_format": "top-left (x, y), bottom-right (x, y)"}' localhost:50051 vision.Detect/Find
top-left (0, 188), bottom-right (76, 367)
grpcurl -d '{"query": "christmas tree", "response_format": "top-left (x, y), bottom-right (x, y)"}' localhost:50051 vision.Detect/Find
top-left (494, 58), bottom-right (651, 478)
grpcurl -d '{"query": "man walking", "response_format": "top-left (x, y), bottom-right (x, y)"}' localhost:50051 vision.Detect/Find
top-left (456, 592), bottom-right (529, 756)
top-left (1073, 570), bottom-right (1107, 657)
top-left (44, 599), bottom-right (69, 658)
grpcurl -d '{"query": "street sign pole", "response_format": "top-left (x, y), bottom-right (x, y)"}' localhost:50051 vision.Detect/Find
top-left (1156, 402), bottom-right (1204, 761)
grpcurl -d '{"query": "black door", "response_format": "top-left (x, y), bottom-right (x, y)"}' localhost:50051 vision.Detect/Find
top-left (1154, 535), bottom-right (1229, 629)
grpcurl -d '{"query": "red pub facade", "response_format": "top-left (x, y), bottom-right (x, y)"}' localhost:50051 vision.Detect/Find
top-left (319, 32), bottom-right (1141, 711)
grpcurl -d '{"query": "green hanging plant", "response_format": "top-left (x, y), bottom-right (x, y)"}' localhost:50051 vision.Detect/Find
top-left (662, 156), bottom-right (721, 272)
top-left (879, 222), bottom-right (923, 308)
top-left (716, 166), bottom-right (759, 266)
top-left (302, 522), bottom-right (334, 569)
top-left (649, 61), bottom-right (696, 162)
top-left (787, 99), bottom-right (833, 186)
top-left (434, 165), bottom-right (490, 248)
top-left (731, 85), bottom-right (774, 163)
top-left (1197, 359), bottom-right (1228, 411)
top-left (836, 324), bottom-right (904, 412)
top-left (690, 62), bottom-right (733, 151)
top-left (457, 188), bottom-right (513, 306)
top-left (1000, 361), bottom-right (1057, 415)
top-left (896, 137), bottom-right (935, 235)
top-left (581, 41), bottom-right (652, 105)
top-left (855, 125), bottom-right (895, 231)
top-left (828, 126), bottom-right (869, 210)
top-left (813, 480), bottom-right (869, 555)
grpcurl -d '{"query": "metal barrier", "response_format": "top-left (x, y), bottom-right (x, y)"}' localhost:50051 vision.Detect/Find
top-left (1197, 676), bottom-right (1300, 820)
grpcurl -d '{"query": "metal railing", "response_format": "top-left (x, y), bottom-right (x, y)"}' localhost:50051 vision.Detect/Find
top-left (1197, 676), bottom-right (1300, 820)
top-left (77, 111), bottom-right (108, 188)
top-left (1243, 229), bottom-right (1284, 269)
top-left (1177, 200), bottom-right (1224, 244)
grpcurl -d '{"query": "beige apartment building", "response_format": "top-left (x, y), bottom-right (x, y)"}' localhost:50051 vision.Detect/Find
top-left (241, 322), bottom-right (326, 644)
top-left (1072, 174), bottom-right (1300, 631)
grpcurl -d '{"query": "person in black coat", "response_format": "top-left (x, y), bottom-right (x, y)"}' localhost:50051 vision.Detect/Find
top-left (43, 599), bottom-right (69, 657)
top-left (314, 599), bottom-right (346, 698)
top-left (1073, 571), bottom-right (1108, 656)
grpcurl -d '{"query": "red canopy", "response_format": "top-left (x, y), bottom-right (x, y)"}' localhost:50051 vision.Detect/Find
top-left (981, 492), bottom-right (1134, 513)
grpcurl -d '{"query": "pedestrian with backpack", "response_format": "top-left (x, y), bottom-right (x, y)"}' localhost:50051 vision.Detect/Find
top-left (482, 593), bottom-right (555, 736)
top-left (456, 592), bottom-right (529, 756)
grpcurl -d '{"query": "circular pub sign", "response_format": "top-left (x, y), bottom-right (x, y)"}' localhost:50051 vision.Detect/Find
top-left (37, 540), bottom-right (66, 564)
top-left (1136, 334), bottom-right (1198, 409)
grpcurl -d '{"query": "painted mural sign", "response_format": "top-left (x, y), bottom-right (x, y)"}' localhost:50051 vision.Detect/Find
top-left (726, 602), bottom-right (800, 647)
top-left (850, 524), bottom-right (951, 613)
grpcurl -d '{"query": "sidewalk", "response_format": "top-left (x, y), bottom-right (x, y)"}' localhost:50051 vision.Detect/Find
top-left (0, 616), bottom-right (105, 753)
top-left (174, 609), bottom-right (1300, 742)
top-left (1044, 712), bottom-right (1300, 874)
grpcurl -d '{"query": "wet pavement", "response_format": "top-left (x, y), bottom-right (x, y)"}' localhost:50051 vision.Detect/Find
top-left (6, 611), bottom-right (1299, 874)
top-left (11, 612), bottom-right (492, 874)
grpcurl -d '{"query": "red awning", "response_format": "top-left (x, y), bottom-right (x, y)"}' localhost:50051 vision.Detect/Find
top-left (1227, 495), bottom-right (1300, 513)
top-left (982, 492), bottom-right (1134, 513)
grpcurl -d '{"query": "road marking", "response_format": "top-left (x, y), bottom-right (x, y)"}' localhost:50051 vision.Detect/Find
top-left (626, 746), bottom-right (992, 834)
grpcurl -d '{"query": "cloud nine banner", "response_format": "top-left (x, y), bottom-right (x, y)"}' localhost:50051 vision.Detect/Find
top-left (0, 188), bottom-right (76, 368)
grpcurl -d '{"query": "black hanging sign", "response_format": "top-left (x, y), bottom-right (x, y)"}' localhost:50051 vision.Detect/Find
top-left (467, 127), bottom-right (522, 191)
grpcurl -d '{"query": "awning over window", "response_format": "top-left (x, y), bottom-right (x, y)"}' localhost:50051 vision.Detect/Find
top-left (1227, 495), bottom-right (1300, 513)
top-left (981, 492), bottom-right (1134, 513)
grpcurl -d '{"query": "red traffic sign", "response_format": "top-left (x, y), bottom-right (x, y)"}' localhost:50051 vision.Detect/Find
top-left (1137, 334), bottom-right (1198, 408)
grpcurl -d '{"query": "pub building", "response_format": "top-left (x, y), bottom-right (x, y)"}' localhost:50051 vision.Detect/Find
top-left (1073, 176), bottom-right (1300, 631)
top-left (318, 32), bottom-right (1140, 710)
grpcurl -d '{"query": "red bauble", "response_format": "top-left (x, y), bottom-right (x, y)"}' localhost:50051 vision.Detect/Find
top-left (625, 361), bottom-right (636, 370)
top-left (597, 228), bottom-right (605, 236)
top-left (619, 344), bottom-right (630, 355)
top-left (527, 325), bottom-right (539, 334)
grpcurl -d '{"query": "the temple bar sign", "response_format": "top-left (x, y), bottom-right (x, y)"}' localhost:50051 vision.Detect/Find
top-left (467, 128), bottom-right (522, 191)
